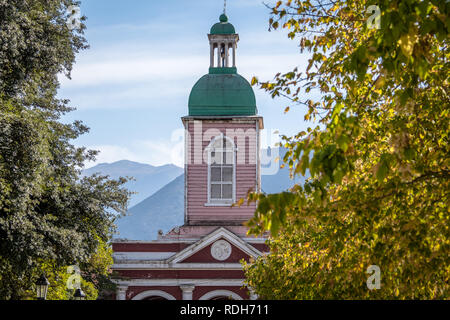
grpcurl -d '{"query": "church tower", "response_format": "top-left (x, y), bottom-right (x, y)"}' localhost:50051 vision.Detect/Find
top-left (111, 13), bottom-right (267, 301)
top-left (182, 13), bottom-right (264, 230)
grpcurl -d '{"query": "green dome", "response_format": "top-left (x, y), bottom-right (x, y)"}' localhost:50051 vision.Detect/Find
top-left (210, 14), bottom-right (236, 34)
top-left (188, 73), bottom-right (257, 116)
top-left (219, 14), bottom-right (228, 22)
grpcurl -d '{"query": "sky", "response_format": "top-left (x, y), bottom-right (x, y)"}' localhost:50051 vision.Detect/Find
top-left (59, 0), bottom-right (313, 168)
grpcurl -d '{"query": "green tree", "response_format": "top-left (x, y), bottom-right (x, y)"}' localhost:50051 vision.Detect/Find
top-left (20, 239), bottom-right (114, 300)
top-left (0, 0), bottom-right (129, 299)
top-left (244, 0), bottom-right (449, 299)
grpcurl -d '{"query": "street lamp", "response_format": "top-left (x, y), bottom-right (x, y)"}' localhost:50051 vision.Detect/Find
top-left (36, 274), bottom-right (49, 300)
top-left (74, 288), bottom-right (86, 300)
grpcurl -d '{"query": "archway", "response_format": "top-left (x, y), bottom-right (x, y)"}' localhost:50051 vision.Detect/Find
top-left (131, 290), bottom-right (176, 300)
top-left (198, 290), bottom-right (243, 300)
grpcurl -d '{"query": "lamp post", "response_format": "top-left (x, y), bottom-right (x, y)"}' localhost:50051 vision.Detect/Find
top-left (36, 274), bottom-right (49, 300)
top-left (74, 288), bottom-right (86, 300)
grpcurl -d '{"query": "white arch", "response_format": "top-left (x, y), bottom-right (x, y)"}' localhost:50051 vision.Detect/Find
top-left (199, 290), bottom-right (243, 300)
top-left (206, 134), bottom-right (237, 151)
top-left (131, 290), bottom-right (176, 300)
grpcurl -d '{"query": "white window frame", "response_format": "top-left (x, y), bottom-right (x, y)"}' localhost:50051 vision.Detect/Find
top-left (205, 134), bottom-right (237, 206)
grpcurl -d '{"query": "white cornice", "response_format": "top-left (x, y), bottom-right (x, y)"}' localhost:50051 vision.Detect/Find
top-left (114, 279), bottom-right (245, 287)
top-left (112, 262), bottom-right (243, 270)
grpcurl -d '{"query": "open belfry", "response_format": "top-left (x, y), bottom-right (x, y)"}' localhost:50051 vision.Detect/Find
top-left (112, 12), bottom-right (268, 300)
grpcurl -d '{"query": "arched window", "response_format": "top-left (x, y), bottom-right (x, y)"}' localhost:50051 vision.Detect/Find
top-left (206, 135), bottom-right (236, 205)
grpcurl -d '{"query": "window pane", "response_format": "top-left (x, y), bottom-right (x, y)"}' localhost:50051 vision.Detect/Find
top-left (222, 167), bottom-right (233, 182)
top-left (211, 167), bottom-right (221, 182)
top-left (211, 184), bottom-right (221, 199)
top-left (211, 151), bottom-right (222, 164)
top-left (223, 152), bottom-right (233, 164)
top-left (213, 138), bottom-right (223, 148)
top-left (222, 184), bottom-right (232, 199)
top-left (224, 138), bottom-right (233, 148)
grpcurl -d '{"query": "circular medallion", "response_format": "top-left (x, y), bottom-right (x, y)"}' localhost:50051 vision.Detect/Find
top-left (211, 240), bottom-right (232, 261)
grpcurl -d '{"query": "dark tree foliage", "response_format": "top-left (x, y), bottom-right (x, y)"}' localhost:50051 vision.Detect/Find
top-left (0, 0), bottom-right (129, 299)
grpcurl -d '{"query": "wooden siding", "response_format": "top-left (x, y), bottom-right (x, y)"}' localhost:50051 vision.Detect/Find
top-left (186, 120), bottom-right (258, 224)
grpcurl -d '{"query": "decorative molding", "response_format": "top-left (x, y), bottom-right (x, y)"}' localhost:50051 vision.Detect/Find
top-left (115, 279), bottom-right (244, 287)
top-left (180, 284), bottom-right (196, 300)
top-left (116, 285), bottom-right (127, 301)
top-left (167, 227), bottom-right (263, 264)
top-left (113, 252), bottom-right (176, 261)
top-left (203, 203), bottom-right (233, 207)
top-left (211, 240), bottom-right (232, 261)
top-left (199, 290), bottom-right (243, 300)
top-left (184, 120), bottom-right (189, 225)
top-left (131, 290), bottom-right (176, 301)
top-left (112, 262), bottom-right (243, 270)
top-left (112, 239), bottom-right (197, 244)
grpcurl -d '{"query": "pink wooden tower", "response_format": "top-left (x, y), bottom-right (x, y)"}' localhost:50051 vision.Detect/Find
top-left (111, 12), bottom-right (268, 301)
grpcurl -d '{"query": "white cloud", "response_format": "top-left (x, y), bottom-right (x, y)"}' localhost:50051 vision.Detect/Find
top-left (58, 19), bottom-right (310, 111)
top-left (61, 50), bottom-right (306, 89)
top-left (60, 55), bottom-right (205, 88)
top-left (233, 0), bottom-right (276, 7)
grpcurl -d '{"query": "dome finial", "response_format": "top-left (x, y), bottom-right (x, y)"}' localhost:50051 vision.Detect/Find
top-left (219, 0), bottom-right (228, 23)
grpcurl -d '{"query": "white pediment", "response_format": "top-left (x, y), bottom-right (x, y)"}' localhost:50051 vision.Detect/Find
top-left (167, 227), bottom-right (263, 264)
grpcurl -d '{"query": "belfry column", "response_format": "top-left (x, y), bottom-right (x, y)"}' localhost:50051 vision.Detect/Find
top-left (217, 43), bottom-right (221, 67)
top-left (210, 43), bottom-right (215, 68)
top-left (232, 42), bottom-right (236, 67)
top-left (225, 43), bottom-right (229, 67)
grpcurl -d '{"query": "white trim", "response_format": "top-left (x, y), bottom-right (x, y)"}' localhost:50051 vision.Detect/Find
top-left (112, 237), bottom-right (268, 244)
top-left (180, 284), bottom-right (195, 300)
top-left (112, 239), bottom-right (200, 244)
top-left (256, 119), bottom-right (261, 193)
top-left (184, 121), bottom-right (189, 225)
top-left (207, 147), bottom-right (210, 203)
top-left (113, 252), bottom-right (176, 261)
top-left (112, 239), bottom-right (197, 244)
top-left (115, 279), bottom-right (244, 287)
top-left (203, 203), bottom-right (233, 207)
top-left (199, 290), bottom-right (243, 300)
top-left (182, 117), bottom-right (262, 123)
top-left (206, 134), bottom-right (237, 205)
top-left (131, 290), bottom-right (176, 300)
top-left (167, 227), bottom-right (263, 264)
top-left (112, 262), bottom-right (243, 269)
top-left (116, 286), bottom-right (127, 300)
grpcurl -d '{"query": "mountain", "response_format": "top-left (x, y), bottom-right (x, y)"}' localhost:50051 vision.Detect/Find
top-left (261, 147), bottom-right (306, 194)
top-left (115, 174), bottom-right (185, 240)
top-left (82, 160), bottom-right (183, 208)
top-left (114, 148), bottom-right (308, 240)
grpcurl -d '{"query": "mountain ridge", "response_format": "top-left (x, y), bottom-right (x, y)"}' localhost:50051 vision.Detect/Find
top-left (82, 160), bottom-right (183, 208)
top-left (112, 148), bottom-right (308, 240)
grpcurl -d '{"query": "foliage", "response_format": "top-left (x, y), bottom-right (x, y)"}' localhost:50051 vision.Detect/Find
top-left (0, 0), bottom-right (129, 299)
top-left (244, 0), bottom-right (449, 299)
top-left (20, 239), bottom-right (114, 300)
